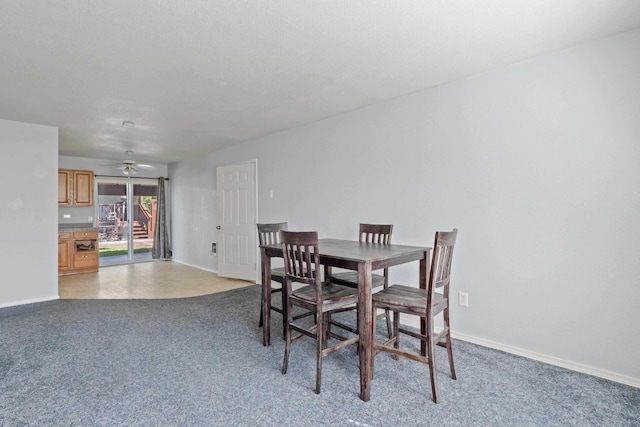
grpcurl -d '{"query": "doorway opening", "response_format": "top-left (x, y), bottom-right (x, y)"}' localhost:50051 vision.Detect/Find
top-left (96, 177), bottom-right (158, 265)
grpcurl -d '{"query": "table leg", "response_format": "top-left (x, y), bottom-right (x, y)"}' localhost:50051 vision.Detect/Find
top-left (358, 262), bottom-right (373, 402)
top-left (323, 265), bottom-right (332, 283)
top-left (261, 248), bottom-right (272, 347)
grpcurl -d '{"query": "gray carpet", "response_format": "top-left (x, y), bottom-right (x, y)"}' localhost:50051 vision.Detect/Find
top-left (1, 286), bottom-right (638, 426)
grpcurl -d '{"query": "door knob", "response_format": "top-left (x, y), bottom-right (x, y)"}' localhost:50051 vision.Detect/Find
top-left (216, 226), bottom-right (221, 230)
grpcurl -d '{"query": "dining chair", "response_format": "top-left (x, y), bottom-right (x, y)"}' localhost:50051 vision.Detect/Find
top-left (280, 230), bottom-right (359, 394)
top-left (257, 222), bottom-right (288, 339)
top-left (258, 223), bottom-right (316, 339)
top-left (328, 223), bottom-right (393, 337)
top-left (371, 228), bottom-right (458, 403)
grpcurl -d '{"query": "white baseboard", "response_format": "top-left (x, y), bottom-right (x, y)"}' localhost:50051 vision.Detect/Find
top-left (400, 317), bottom-right (639, 389)
top-left (171, 259), bottom-right (216, 274)
top-left (172, 259), bottom-right (260, 283)
top-left (0, 295), bottom-right (59, 309)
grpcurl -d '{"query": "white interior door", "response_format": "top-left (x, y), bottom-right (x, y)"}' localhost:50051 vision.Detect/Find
top-left (216, 162), bottom-right (257, 281)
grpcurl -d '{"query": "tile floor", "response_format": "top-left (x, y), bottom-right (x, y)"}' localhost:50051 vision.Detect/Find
top-left (58, 260), bottom-right (255, 299)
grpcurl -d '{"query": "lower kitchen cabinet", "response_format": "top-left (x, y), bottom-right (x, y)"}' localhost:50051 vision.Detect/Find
top-left (58, 232), bottom-right (73, 272)
top-left (58, 229), bottom-right (99, 275)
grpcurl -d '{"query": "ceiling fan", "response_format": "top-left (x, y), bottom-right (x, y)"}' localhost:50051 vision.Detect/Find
top-left (111, 151), bottom-right (155, 175)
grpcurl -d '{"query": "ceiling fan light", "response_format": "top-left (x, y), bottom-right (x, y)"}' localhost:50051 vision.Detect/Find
top-left (115, 150), bottom-right (149, 175)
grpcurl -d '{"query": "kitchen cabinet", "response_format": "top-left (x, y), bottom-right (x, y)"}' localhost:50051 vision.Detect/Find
top-left (58, 169), bottom-right (94, 206)
top-left (58, 229), bottom-right (99, 275)
top-left (58, 232), bottom-right (73, 272)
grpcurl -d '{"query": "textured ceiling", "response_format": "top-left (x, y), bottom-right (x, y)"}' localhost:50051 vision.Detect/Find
top-left (1, 1), bottom-right (640, 164)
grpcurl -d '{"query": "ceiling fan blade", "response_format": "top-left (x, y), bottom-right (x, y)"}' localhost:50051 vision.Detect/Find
top-left (100, 151), bottom-right (155, 174)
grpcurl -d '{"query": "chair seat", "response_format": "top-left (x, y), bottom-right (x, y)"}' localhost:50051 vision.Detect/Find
top-left (293, 283), bottom-right (358, 308)
top-left (372, 284), bottom-right (446, 314)
top-left (329, 271), bottom-right (386, 288)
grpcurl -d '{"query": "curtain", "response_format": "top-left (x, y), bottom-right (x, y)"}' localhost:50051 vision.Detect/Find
top-left (152, 177), bottom-right (171, 259)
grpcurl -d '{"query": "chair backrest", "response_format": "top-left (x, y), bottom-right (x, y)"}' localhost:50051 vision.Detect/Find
top-left (359, 223), bottom-right (393, 244)
top-left (257, 222), bottom-right (288, 245)
top-left (280, 230), bottom-right (320, 288)
top-left (428, 228), bottom-right (458, 301)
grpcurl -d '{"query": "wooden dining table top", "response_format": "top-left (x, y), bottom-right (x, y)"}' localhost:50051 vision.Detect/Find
top-left (260, 238), bottom-right (430, 268)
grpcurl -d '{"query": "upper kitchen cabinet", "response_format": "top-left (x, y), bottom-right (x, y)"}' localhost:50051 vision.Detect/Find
top-left (58, 169), bottom-right (94, 206)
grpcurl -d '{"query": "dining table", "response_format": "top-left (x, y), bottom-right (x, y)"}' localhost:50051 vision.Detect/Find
top-left (260, 238), bottom-right (431, 402)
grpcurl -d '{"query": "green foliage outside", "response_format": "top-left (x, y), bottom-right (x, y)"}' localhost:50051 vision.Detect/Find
top-left (141, 196), bottom-right (153, 212)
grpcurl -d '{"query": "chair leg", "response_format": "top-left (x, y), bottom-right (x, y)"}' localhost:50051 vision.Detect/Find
top-left (427, 327), bottom-right (440, 404)
top-left (258, 302), bottom-right (263, 328)
top-left (392, 311), bottom-right (400, 360)
top-left (354, 310), bottom-right (360, 356)
top-left (382, 280), bottom-right (392, 338)
top-left (445, 332), bottom-right (456, 380)
top-left (371, 303), bottom-right (377, 379)
top-left (281, 287), bottom-right (287, 340)
top-left (444, 307), bottom-right (456, 380)
top-left (282, 325), bottom-right (291, 375)
top-left (384, 308), bottom-right (392, 338)
top-left (315, 312), bottom-right (324, 394)
top-left (324, 313), bottom-right (331, 341)
top-left (282, 285), bottom-right (293, 376)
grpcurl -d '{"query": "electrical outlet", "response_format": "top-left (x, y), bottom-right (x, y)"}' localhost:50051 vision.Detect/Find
top-left (458, 291), bottom-right (469, 307)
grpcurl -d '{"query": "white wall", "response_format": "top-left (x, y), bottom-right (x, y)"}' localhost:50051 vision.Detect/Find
top-left (0, 120), bottom-right (58, 307)
top-left (169, 157), bottom-right (219, 271)
top-left (170, 29), bottom-right (640, 384)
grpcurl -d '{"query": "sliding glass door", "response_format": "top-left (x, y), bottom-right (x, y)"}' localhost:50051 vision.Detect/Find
top-left (96, 177), bottom-right (158, 265)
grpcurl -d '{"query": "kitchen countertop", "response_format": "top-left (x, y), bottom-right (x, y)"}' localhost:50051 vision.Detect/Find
top-left (58, 223), bottom-right (98, 231)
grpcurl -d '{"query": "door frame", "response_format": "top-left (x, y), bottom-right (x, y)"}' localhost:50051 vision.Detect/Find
top-left (95, 176), bottom-right (159, 265)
